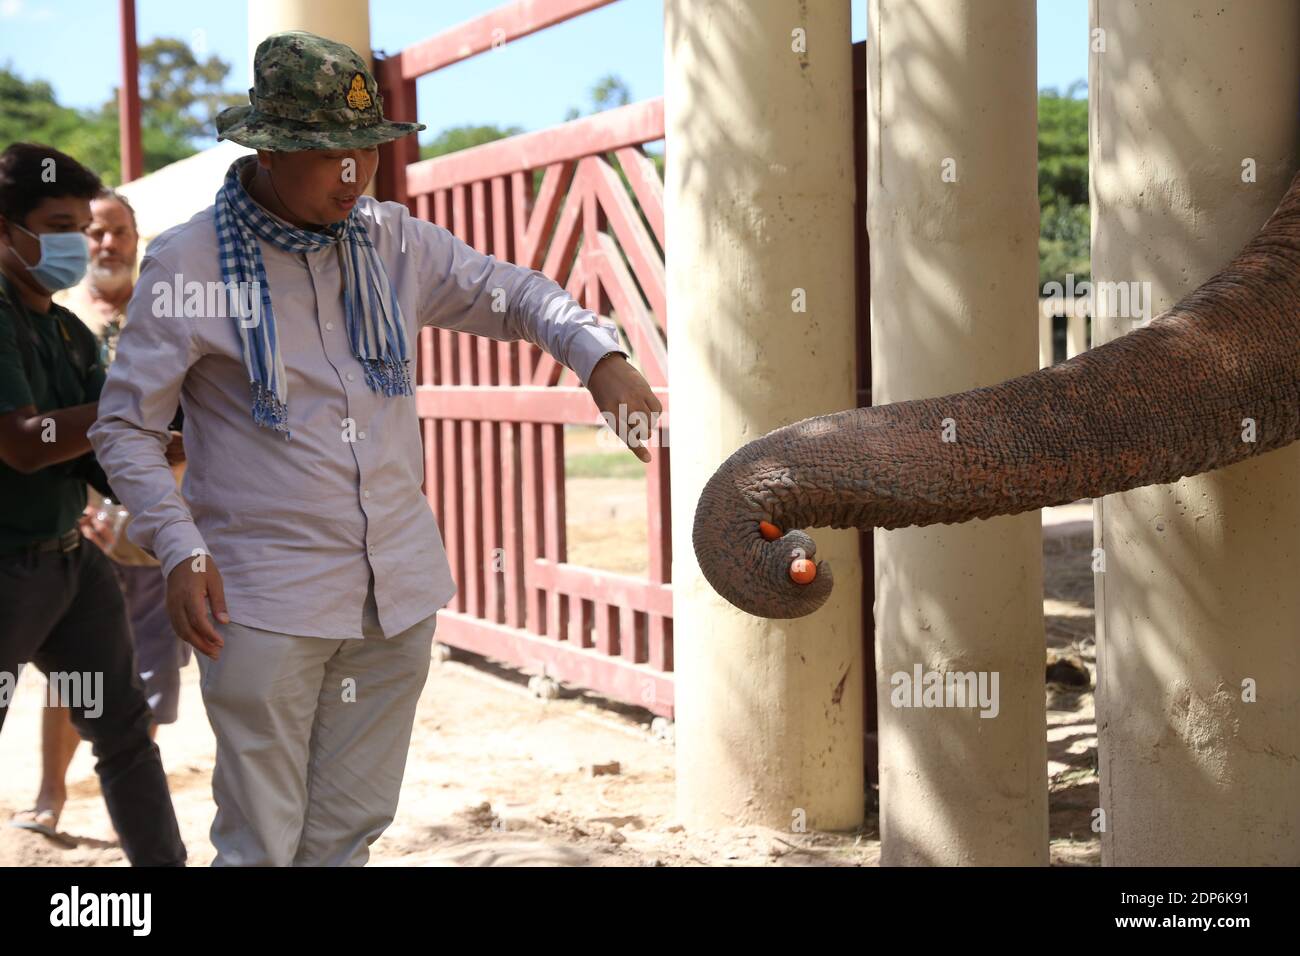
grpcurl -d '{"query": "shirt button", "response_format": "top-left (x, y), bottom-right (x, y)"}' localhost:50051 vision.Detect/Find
top-left (368, 545), bottom-right (376, 555)
top-left (346, 372), bottom-right (355, 382)
top-left (358, 430), bottom-right (367, 440)
top-left (325, 322), bottom-right (335, 331)
top-left (363, 489), bottom-right (371, 499)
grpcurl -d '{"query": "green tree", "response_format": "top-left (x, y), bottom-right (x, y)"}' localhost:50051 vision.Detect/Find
top-left (1039, 81), bottom-right (1089, 289)
top-left (0, 67), bottom-right (115, 175)
top-left (564, 74), bottom-right (631, 122)
top-left (418, 123), bottom-right (524, 162)
top-left (134, 37), bottom-right (244, 145)
top-left (1, 35), bottom-right (241, 184)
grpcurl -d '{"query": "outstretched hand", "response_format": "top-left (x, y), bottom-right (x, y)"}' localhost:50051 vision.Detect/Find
top-left (586, 353), bottom-right (661, 464)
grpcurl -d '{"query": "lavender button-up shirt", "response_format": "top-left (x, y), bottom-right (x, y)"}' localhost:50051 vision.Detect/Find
top-left (88, 193), bottom-right (626, 639)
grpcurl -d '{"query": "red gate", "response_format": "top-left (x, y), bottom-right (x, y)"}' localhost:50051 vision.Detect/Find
top-left (375, 0), bottom-right (673, 716)
top-left (374, 3), bottom-right (874, 745)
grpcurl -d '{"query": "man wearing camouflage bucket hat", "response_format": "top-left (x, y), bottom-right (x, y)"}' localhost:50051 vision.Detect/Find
top-left (90, 30), bottom-right (660, 866)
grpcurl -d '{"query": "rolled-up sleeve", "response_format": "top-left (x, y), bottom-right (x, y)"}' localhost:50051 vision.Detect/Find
top-left (411, 217), bottom-right (627, 387)
top-left (87, 252), bottom-right (207, 579)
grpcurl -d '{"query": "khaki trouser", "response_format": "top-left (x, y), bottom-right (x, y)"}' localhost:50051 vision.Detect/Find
top-left (194, 595), bottom-right (436, 866)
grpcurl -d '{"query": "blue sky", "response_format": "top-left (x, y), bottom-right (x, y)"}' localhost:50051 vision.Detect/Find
top-left (1, 0), bottom-right (1088, 144)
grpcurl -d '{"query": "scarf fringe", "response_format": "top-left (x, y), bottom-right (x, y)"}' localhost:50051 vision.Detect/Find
top-left (361, 356), bottom-right (414, 398)
top-left (250, 380), bottom-right (291, 439)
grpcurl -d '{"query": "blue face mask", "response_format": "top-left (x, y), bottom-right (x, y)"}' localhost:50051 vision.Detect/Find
top-left (8, 221), bottom-right (90, 293)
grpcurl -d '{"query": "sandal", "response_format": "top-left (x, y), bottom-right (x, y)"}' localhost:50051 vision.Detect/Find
top-left (9, 808), bottom-right (60, 838)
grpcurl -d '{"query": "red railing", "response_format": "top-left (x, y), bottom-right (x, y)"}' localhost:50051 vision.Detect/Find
top-left (374, 0), bottom-right (674, 716)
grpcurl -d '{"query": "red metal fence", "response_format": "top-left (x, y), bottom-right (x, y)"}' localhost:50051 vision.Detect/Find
top-left (374, 3), bottom-right (873, 739)
top-left (375, 0), bottom-right (674, 717)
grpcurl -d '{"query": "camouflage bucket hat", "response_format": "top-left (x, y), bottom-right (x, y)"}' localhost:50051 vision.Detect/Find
top-left (215, 31), bottom-right (425, 151)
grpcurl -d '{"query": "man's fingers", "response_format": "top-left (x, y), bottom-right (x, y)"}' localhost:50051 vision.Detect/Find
top-left (184, 589), bottom-right (224, 657)
top-left (168, 601), bottom-right (208, 659)
top-left (629, 398), bottom-right (658, 462)
top-left (207, 570), bottom-right (231, 625)
top-left (630, 433), bottom-right (651, 463)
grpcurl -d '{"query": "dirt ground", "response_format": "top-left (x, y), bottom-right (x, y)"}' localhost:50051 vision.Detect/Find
top-left (0, 437), bottom-right (1099, 866)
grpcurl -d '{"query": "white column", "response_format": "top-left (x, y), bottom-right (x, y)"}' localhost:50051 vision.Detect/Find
top-left (869, 0), bottom-right (1047, 864)
top-left (1039, 301), bottom-right (1055, 368)
top-left (667, 0), bottom-right (864, 830)
top-left (247, 0), bottom-right (371, 73)
top-left (1091, 0), bottom-right (1300, 865)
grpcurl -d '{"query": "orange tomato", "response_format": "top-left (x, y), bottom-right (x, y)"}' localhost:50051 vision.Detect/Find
top-left (789, 559), bottom-right (816, 584)
top-left (759, 520), bottom-right (782, 541)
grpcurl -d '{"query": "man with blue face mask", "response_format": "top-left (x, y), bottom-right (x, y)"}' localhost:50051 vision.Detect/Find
top-left (0, 142), bottom-right (185, 866)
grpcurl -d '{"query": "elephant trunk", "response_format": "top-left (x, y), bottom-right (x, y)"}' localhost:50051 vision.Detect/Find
top-left (693, 171), bottom-right (1300, 619)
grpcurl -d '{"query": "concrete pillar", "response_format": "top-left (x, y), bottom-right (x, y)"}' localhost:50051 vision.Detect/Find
top-left (1090, 0), bottom-right (1300, 865)
top-left (247, 0), bottom-right (371, 72)
top-left (667, 1), bottom-right (864, 830)
top-left (868, 0), bottom-right (1047, 864)
top-left (1066, 310), bottom-right (1088, 359)
top-left (1038, 303), bottom-right (1054, 369)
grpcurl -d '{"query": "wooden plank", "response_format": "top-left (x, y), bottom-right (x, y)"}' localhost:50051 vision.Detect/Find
top-left (521, 422), bottom-right (543, 633)
top-left (588, 154), bottom-right (666, 321)
top-left (472, 180), bottom-right (497, 382)
top-left (451, 186), bottom-right (482, 619)
top-left (583, 184), bottom-right (603, 326)
top-left (516, 162), bottom-right (575, 271)
top-left (434, 609), bottom-right (674, 718)
top-left (570, 597), bottom-right (591, 649)
top-left (646, 440), bottom-right (670, 584)
top-left (614, 146), bottom-right (664, 249)
top-left (648, 614), bottom-right (672, 676)
top-left (440, 417), bottom-right (462, 614)
top-left (436, 170), bottom-right (462, 611)
top-left (416, 384), bottom-right (667, 425)
top-left (538, 163), bottom-right (586, 292)
top-left (528, 255), bottom-right (585, 388)
top-left (470, 180), bottom-right (501, 623)
top-left (490, 174), bottom-right (524, 630)
top-left (618, 604), bottom-right (643, 664)
top-left (512, 170), bottom-right (540, 381)
top-left (529, 559), bottom-right (672, 618)
top-left (407, 100), bottom-right (664, 195)
top-left (399, 0), bottom-right (619, 79)
top-left (593, 233), bottom-right (666, 385)
top-left (594, 599), bottom-right (615, 656)
top-left (373, 53), bottom-right (415, 207)
top-left (540, 424), bottom-right (567, 641)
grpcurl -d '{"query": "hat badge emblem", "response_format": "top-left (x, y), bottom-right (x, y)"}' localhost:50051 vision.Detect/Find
top-left (346, 73), bottom-right (372, 110)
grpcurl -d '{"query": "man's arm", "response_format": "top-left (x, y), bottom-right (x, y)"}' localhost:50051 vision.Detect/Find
top-left (87, 253), bottom-right (207, 576)
top-left (0, 306), bottom-right (99, 471)
top-left (88, 252), bottom-right (228, 657)
top-left (409, 214), bottom-right (662, 461)
top-left (0, 403), bottom-right (99, 473)
top-left (412, 217), bottom-right (628, 386)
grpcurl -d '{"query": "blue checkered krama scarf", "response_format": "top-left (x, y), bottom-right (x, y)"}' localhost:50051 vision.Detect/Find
top-left (213, 154), bottom-right (411, 438)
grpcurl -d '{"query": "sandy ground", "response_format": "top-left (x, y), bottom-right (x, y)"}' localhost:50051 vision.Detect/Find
top-left (0, 442), bottom-right (1099, 866)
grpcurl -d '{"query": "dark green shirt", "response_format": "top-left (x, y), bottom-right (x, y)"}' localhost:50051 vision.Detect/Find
top-left (0, 271), bottom-right (106, 553)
